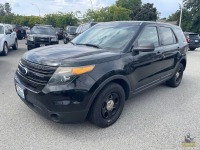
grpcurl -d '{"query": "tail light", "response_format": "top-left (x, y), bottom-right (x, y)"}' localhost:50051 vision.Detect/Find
top-left (16, 29), bottom-right (19, 33)
top-left (186, 37), bottom-right (190, 43)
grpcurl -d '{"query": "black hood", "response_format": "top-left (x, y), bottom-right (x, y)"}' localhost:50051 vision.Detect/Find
top-left (22, 44), bottom-right (121, 67)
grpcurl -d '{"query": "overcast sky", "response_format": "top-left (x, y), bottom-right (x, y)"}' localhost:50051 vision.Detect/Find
top-left (1, 0), bottom-right (182, 18)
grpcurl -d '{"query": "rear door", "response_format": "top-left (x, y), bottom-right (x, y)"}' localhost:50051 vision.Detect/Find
top-left (158, 26), bottom-right (180, 76)
top-left (131, 25), bottom-right (165, 92)
top-left (8, 25), bottom-right (15, 45)
top-left (5, 25), bottom-right (12, 46)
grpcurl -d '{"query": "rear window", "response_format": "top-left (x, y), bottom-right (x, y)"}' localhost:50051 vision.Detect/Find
top-left (175, 28), bottom-right (187, 43)
top-left (159, 27), bottom-right (176, 45)
top-left (189, 34), bottom-right (199, 39)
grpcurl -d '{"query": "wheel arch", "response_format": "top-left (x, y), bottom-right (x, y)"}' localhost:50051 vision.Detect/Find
top-left (180, 58), bottom-right (186, 71)
top-left (86, 75), bottom-right (131, 115)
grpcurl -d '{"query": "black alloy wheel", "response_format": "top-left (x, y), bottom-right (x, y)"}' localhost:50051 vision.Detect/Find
top-left (166, 63), bottom-right (184, 87)
top-left (89, 83), bottom-right (125, 128)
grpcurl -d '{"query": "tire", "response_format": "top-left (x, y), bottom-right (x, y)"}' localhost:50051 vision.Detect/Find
top-left (27, 45), bottom-right (32, 50)
top-left (63, 39), bottom-right (68, 44)
top-left (12, 39), bottom-right (18, 50)
top-left (89, 83), bottom-right (125, 128)
top-left (166, 63), bottom-right (184, 87)
top-left (190, 48), bottom-right (195, 51)
top-left (1, 42), bottom-right (9, 56)
top-left (18, 37), bottom-right (23, 40)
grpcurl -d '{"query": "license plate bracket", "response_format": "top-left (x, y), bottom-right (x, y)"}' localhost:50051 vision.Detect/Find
top-left (16, 84), bottom-right (25, 99)
top-left (40, 44), bottom-right (45, 47)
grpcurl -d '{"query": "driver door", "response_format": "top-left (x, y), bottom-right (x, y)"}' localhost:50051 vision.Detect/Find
top-left (131, 25), bottom-right (164, 92)
top-left (5, 26), bottom-right (12, 46)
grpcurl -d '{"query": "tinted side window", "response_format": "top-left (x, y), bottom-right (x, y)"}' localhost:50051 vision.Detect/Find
top-left (160, 27), bottom-right (176, 45)
top-left (175, 29), bottom-right (187, 43)
top-left (138, 26), bottom-right (159, 47)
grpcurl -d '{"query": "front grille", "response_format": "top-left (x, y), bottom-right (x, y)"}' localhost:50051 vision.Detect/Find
top-left (17, 59), bottom-right (57, 91)
top-left (35, 37), bottom-right (50, 44)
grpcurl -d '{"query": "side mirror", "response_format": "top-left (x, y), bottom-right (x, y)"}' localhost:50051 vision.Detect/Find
top-left (133, 43), bottom-right (155, 52)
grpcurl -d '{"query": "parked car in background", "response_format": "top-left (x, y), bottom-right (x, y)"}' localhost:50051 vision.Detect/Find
top-left (0, 23), bottom-right (18, 56)
top-left (26, 24), bottom-right (59, 50)
top-left (15, 21), bottom-right (187, 127)
top-left (55, 28), bottom-right (64, 40)
top-left (63, 26), bottom-right (77, 44)
top-left (12, 25), bottom-right (26, 40)
top-left (75, 22), bottom-right (97, 35)
top-left (25, 29), bottom-right (31, 38)
top-left (184, 32), bottom-right (200, 51)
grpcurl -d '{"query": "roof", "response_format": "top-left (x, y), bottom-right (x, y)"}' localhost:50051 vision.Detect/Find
top-left (96, 21), bottom-right (180, 28)
top-left (184, 32), bottom-right (199, 35)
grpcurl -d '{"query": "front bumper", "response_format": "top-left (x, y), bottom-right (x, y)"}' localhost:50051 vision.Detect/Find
top-left (14, 75), bottom-right (91, 123)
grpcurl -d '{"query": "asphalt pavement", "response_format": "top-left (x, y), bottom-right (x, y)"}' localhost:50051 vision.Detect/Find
top-left (0, 40), bottom-right (200, 150)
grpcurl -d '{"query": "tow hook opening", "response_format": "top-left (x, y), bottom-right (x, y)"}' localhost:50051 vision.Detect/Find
top-left (50, 114), bottom-right (60, 122)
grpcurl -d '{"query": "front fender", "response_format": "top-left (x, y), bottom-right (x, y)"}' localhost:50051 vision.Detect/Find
top-left (86, 74), bottom-right (131, 111)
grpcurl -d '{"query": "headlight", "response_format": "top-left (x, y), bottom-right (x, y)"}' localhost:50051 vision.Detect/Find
top-left (48, 65), bottom-right (95, 85)
top-left (51, 36), bottom-right (58, 41)
top-left (27, 35), bottom-right (34, 41)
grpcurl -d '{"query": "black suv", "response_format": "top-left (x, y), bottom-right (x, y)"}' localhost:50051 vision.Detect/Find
top-left (184, 32), bottom-right (200, 51)
top-left (26, 25), bottom-right (59, 50)
top-left (63, 26), bottom-right (77, 44)
top-left (13, 25), bottom-right (26, 40)
top-left (14, 21), bottom-right (187, 127)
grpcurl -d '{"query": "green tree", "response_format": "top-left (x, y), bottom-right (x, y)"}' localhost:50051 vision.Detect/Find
top-left (116, 0), bottom-right (141, 10)
top-left (133, 3), bottom-right (158, 21)
top-left (168, 9), bottom-right (192, 32)
top-left (84, 5), bottom-right (131, 22)
top-left (44, 13), bottom-right (78, 28)
top-left (184, 0), bottom-right (200, 33)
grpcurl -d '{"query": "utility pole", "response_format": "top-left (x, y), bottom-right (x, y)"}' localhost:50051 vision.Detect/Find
top-left (179, 0), bottom-right (183, 27)
top-left (31, 3), bottom-right (40, 17)
top-left (89, 0), bottom-right (93, 10)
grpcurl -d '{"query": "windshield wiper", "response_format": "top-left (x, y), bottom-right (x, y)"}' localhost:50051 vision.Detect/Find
top-left (69, 41), bottom-right (75, 45)
top-left (76, 43), bottom-right (101, 49)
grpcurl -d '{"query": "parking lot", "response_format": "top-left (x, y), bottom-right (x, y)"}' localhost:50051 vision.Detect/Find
top-left (0, 40), bottom-right (200, 150)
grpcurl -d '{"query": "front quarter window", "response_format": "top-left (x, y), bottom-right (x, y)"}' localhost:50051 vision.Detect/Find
top-left (137, 26), bottom-right (159, 47)
top-left (72, 24), bottom-right (139, 50)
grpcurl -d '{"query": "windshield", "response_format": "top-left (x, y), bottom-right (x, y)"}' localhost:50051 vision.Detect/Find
top-left (31, 26), bottom-right (55, 35)
top-left (0, 26), bottom-right (4, 34)
top-left (72, 25), bottom-right (139, 49)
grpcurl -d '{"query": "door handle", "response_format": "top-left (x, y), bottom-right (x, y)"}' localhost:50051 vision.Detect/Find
top-left (162, 54), bottom-right (166, 59)
top-left (156, 51), bottom-right (161, 54)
